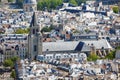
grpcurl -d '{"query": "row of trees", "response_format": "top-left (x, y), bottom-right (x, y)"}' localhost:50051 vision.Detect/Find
top-left (14, 28), bottom-right (29, 34)
top-left (37, 0), bottom-right (86, 10)
top-left (8, 0), bottom-right (14, 2)
top-left (37, 0), bottom-right (63, 10)
top-left (15, 0), bottom-right (86, 10)
top-left (64, 0), bottom-right (86, 6)
top-left (87, 50), bottom-right (116, 62)
top-left (87, 51), bottom-right (115, 62)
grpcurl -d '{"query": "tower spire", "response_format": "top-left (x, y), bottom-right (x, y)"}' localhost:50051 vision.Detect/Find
top-left (30, 12), bottom-right (38, 27)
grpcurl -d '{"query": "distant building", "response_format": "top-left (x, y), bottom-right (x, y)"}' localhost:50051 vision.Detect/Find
top-left (3, 44), bottom-right (19, 60)
top-left (0, 34), bottom-right (28, 62)
top-left (23, 0), bottom-right (37, 12)
top-left (96, 0), bottom-right (118, 5)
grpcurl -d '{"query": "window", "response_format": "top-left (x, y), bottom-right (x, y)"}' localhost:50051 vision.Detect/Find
top-left (47, 56), bottom-right (49, 59)
top-left (30, 7), bottom-right (33, 11)
top-left (36, 29), bottom-right (39, 32)
top-left (50, 56), bottom-right (52, 58)
top-left (64, 55), bottom-right (66, 58)
top-left (33, 29), bottom-right (35, 34)
top-left (34, 45), bottom-right (37, 52)
top-left (74, 55), bottom-right (76, 57)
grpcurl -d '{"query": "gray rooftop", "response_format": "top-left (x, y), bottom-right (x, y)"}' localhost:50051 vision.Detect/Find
top-left (43, 39), bottom-right (112, 52)
top-left (43, 41), bottom-right (90, 52)
top-left (83, 39), bottom-right (112, 49)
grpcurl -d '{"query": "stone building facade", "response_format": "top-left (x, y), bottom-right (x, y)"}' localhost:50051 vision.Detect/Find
top-left (28, 12), bottom-right (43, 61)
top-left (23, 0), bottom-right (37, 12)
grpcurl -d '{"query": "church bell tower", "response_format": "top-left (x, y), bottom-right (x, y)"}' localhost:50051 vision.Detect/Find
top-left (28, 12), bottom-right (42, 61)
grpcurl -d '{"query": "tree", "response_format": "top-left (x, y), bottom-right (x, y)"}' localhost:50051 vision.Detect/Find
top-left (105, 46), bottom-right (120, 60)
top-left (14, 28), bottom-right (29, 34)
top-left (105, 50), bottom-right (116, 60)
top-left (3, 59), bottom-right (14, 68)
top-left (63, 0), bottom-right (69, 3)
top-left (0, 31), bottom-right (5, 34)
top-left (37, 0), bottom-right (63, 10)
top-left (84, 29), bottom-right (90, 33)
top-left (112, 6), bottom-right (119, 13)
top-left (10, 70), bottom-right (16, 79)
top-left (49, 24), bottom-right (54, 30)
top-left (41, 26), bottom-right (54, 32)
top-left (73, 30), bottom-right (80, 33)
top-left (116, 46), bottom-right (120, 50)
top-left (69, 0), bottom-right (77, 6)
top-left (11, 56), bottom-right (19, 62)
top-left (87, 53), bottom-right (99, 61)
top-left (37, 0), bottom-right (87, 10)
top-left (8, 0), bottom-right (14, 2)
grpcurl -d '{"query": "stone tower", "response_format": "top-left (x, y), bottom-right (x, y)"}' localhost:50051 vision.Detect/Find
top-left (23, 0), bottom-right (37, 12)
top-left (28, 12), bottom-right (42, 61)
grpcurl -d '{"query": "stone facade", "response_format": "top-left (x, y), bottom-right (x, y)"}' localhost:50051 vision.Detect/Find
top-left (28, 12), bottom-right (42, 61)
top-left (23, 0), bottom-right (37, 12)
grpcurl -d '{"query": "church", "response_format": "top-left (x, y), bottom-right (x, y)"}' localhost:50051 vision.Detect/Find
top-left (28, 12), bottom-right (112, 61)
top-left (28, 12), bottom-right (91, 61)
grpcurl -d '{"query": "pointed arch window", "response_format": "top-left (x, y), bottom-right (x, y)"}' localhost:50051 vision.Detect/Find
top-left (33, 29), bottom-right (35, 34)
top-left (34, 45), bottom-right (37, 52)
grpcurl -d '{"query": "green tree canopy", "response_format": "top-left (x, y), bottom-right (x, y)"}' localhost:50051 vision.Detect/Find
top-left (105, 46), bottom-right (120, 60)
top-left (112, 6), bottom-right (119, 13)
top-left (63, 0), bottom-right (86, 5)
top-left (41, 27), bottom-right (51, 32)
top-left (41, 26), bottom-right (54, 32)
top-left (105, 50), bottom-right (116, 60)
top-left (37, 0), bottom-right (87, 10)
top-left (8, 0), bottom-right (14, 2)
top-left (87, 53), bottom-right (99, 61)
top-left (10, 70), bottom-right (16, 79)
top-left (37, 0), bottom-right (63, 10)
top-left (116, 46), bottom-right (120, 50)
top-left (69, 0), bottom-right (77, 6)
top-left (14, 28), bottom-right (29, 34)
top-left (11, 56), bottom-right (19, 62)
top-left (3, 59), bottom-right (14, 68)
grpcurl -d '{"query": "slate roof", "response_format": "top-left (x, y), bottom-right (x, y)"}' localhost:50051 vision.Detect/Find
top-left (43, 41), bottom-right (90, 52)
top-left (30, 12), bottom-right (38, 27)
top-left (83, 39), bottom-right (112, 49)
top-left (43, 39), bottom-right (112, 52)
